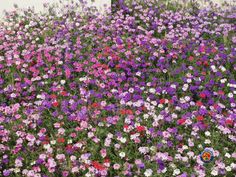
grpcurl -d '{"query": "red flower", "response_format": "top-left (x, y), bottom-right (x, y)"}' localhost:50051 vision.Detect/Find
top-left (124, 124), bottom-right (129, 129)
top-left (126, 109), bottom-right (133, 115)
top-left (196, 101), bottom-right (203, 107)
top-left (104, 158), bottom-right (110, 163)
top-left (226, 119), bottom-right (233, 126)
top-left (60, 91), bottom-right (67, 96)
top-left (197, 115), bottom-right (204, 121)
top-left (52, 101), bottom-right (59, 107)
top-left (50, 94), bottom-right (57, 99)
top-left (177, 118), bottom-right (186, 125)
top-left (188, 56), bottom-right (194, 61)
top-left (91, 102), bottom-right (99, 108)
top-left (160, 98), bottom-right (165, 104)
top-left (200, 93), bottom-right (206, 99)
top-left (57, 137), bottom-right (65, 143)
top-left (136, 126), bottom-right (145, 132)
top-left (92, 161), bottom-right (105, 171)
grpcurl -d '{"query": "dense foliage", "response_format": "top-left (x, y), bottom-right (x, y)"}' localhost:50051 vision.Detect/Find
top-left (0, 0), bottom-right (236, 176)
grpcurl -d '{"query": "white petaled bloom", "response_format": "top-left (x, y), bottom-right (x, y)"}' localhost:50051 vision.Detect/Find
top-left (182, 145), bottom-right (188, 150)
top-left (211, 65), bottom-right (218, 72)
top-left (204, 139), bottom-right (211, 144)
top-left (173, 169), bottom-right (181, 176)
top-left (225, 153), bottom-right (231, 158)
top-left (205, 131), bottom-right (211, 136)
top-left (220, 78), bottom-right (227, 83)
top-left (211, 169), bottom-right (218, 176)
top-left (136, 71), bottom-right (141, 76)
top-left (225, 166), bottom-right (232, 172)
top-left (186, 78), bottom-right (192, 83)
top-left (60, 80), bottom-right (66, 85)
top-left (219, 65), bottom-right (226, 72)
top-left (129, 88), bottom-right (134, 93)
top-left (119, 152), bottom-right (125, 158)
top-left (228, 93), bottom-right (233, 98)
top-left (50, 140), bottom-right (56, 145)
top-left (144, 169), bottom-right (153, 177)
top-left (143, 114), bottom-right (149, 119)
top-left (182, 84), bottom-right (189, 91)
top-left (58, 61), bottom-right (63, 65)
top-left (120, 137), bottom-right (126, 143)
top-left (149, 88), bottom-right (156, 94)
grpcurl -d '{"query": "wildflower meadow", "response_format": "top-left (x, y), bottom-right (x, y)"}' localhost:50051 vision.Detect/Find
top-left (0, 0), bottom-right (236, 176)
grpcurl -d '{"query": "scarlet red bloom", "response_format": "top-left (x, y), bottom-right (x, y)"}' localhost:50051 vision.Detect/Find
top-left (60, 91), bottom-right (67, 96)
top-left (197, 115), bottom-right (204, 121)
top-left (50, 94), bottom-right (57, 99)
top-left (126, 109), bottom-right (133, 115)
top-left (200, 93), bottom-right (206, 99)
top-left (120, 109), bottom-right (133, 115)
top-left (226, 119), bottom-right (233, 126)
top-left (57, 137), bottom-right (65, 143)
top-left (104, 158), bottom-right (110, 163)
top-left (124, 124), bottom-right (129, 129)
top-left (196, 101), bottom-right (203, 106)
top-left (177, 118), bottom-right (186, 125)
top-left (92, 161), bottom-right (105, 171)
top-left (52, 101), bottom-right (59, 107)
top-left (91, 102), bottom-right (99, 108)
top-left (160, 98), bottom-right (165, 104)
top-left (136, 126), bottom-right (145, 132)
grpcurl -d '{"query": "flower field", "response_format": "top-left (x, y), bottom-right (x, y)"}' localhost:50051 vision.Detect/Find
top-left (0, 0), bottom-right (236, 176)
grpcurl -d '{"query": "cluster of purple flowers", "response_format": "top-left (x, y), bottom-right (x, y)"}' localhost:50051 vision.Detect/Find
top-left (0, 0), bottom-right (235, 176)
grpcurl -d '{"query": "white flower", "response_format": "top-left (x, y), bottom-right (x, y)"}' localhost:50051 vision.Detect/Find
top-left (198, 144), bottom-right (203, 149)
top-left (185, 96), bottom-right (191, 102)
top-left (187, 78), bottom-right (192, 83)
top-left (60, 80), bottom-right (66, 85)
top-left (119, 152), bottom-right (125, 158)
top-left (211, 65), bottom-right (218, 72)
top-left (162, 167), bottom-right (167, 173)
top-left (129, 88), bottom-right (134, 93)
top-left (220, 78), bottom-right (227, 83)
top-left (204, 139), bottom-right (211, 144)
top-left (228, 93), bottom-right (233, 98)
top-left (211, 169), bottom-right (218, 176)
top-left (182, 145), bottom-right (188, 150)
top-left (225, 166), bottom-right (232, 172)
top-left (219, 65), bottom-right (226, 72)
top-left (170, 84), bottom-right (176, 89)
top-left (50, 140), bottom-right (56, 145)
top-left (144, 169), bottom-right (153, 177)
top-left (151, 101), bottom-right (157, 106)
top-left (149, 88), bottom-right (156, 94)
top-left (230, 163), bottom-right (236, 169)
top-left (143, 114), bottom-right (149, 119)
top-left (138, 147), bottom-right (149, 154)
top-left (58, 61), bottom-right (63, 65)
top-left (225, 153), bottom-right (231, 158)
top-left (173, 169), bottom-right (181, 175)
top-left (136, 71), bottom-right (141, 76)
top-left (205, 131), bottom-right (211, 136)
top-left (120, 137), bottom-right (127, 143)
top-left (182, 84), bottom-right (189, 91)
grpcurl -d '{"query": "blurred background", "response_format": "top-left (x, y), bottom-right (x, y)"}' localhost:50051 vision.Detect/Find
top-left (0, 0), bottom-right (111, 18)
top-left (0, 0), bottom-right (235, 19)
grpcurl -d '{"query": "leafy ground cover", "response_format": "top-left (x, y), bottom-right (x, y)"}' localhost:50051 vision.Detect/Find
top-left (0, 0), bottom-right (236, 176)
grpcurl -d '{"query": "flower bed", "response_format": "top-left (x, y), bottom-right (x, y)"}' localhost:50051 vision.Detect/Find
top-left (0, 0), bottom-right (235, 176)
